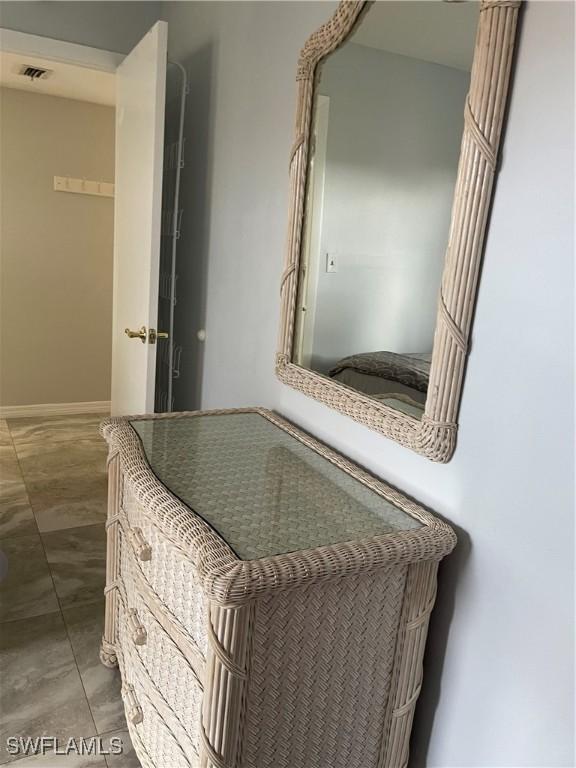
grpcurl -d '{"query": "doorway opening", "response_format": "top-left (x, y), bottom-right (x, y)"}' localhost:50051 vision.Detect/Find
top-left (155, 61), bottom-right (187, 414)
top-left (0, 32), bottom-right (118, 419)
top-left (0, 24), bottom-right (187, 419)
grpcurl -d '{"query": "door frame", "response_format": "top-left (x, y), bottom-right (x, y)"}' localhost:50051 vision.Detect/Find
top-left (0, 28), bottom-right (123, 72)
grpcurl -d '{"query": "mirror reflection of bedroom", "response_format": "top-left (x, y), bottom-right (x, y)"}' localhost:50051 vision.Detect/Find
top-left (294, 1), bottom-right (479, 419)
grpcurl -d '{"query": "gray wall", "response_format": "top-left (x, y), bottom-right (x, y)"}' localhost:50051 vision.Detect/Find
top-left (311, 43), bottom-right (468, 370)
top-left (164, 1), bottom-right (575, 765)
top-left (0, 1), bottom-right (162, 52)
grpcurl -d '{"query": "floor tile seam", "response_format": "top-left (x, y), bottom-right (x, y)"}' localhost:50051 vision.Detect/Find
top-left (33, 521), bottom-right (99, 740)
top-left (0, 517), bottom-right (104, 546)
top-left (0, 606), bottom-right (63, 626)
top-left (29, 517), bottom-right (107, 536)
top-left (97, 725), bottom-right (133, 767)
top-left (41, 517), bottom-right (108, 617)
top-left (100, 728), bottom-right (132, 768)
top-left (60, 605), bottom-right (103, 741)
top-left (14, 452), bottom-right (107, 479)
top-left (10, 427), bottom-right (107, 539)
top-left (3, 429), bottom-right (37, 538)
top-left (94, 728), bottom-right (127, 740)
top-left (40, 522), bottom-right (107, 544)
top-left (0, 531), bottom-right (43, 546)
top-left (16, 459), bottom-right (108, 508)
top-left (0, 744), bottom-right (109, 767)
top-left (0, 500), bottom-right (58, 624)
top-left (10, 434), bottom-right (106, 454)
top-left (0, 751), bottom-right (27, 766)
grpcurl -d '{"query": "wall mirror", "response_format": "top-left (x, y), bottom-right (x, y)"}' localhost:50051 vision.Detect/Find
top-left (277, 0), bottom-right (521, 462)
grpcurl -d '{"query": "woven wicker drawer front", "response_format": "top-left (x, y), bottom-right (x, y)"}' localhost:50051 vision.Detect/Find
top-left (117, 582), bottom-right (203, 752)
top-left (120, 654), bottom-right (195, 768)
top-left (240, 565), bottom-right (407, 768)
top-left (120, 485), bottom-right (208, 658)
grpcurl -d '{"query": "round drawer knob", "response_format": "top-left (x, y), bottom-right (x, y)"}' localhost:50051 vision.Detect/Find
top-left (123, 684), bottom-right (144, 725)
top-left (127, 608), bottom-right (147, 646)
top-left (132, 627), bottom-right (147, 646)
top-left (129, 707), bottom-right (144, 725)
top-left (130, 527), bottom-right (152, 562)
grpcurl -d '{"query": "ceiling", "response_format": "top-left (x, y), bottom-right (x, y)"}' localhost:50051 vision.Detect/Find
top-left (352, 1), bottom-right (480, 72)
top-left (0, 50), bottom-right (115, 106)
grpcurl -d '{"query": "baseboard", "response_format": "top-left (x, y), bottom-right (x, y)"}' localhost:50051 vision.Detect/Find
top-left (0, 401), bottom-right (111, 418)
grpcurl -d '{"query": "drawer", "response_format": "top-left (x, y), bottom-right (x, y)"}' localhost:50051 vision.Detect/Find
top-left (120, 654), bottom-right (198, 768)
top-left (117, 583), bottom-right (204, 753)
top-left (119, 487), bottom-right (209, 659)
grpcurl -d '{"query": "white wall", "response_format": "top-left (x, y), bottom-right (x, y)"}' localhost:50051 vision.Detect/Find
top-left (164, 1), bottom-right (575, 765)
top-left (311, 43), bottom-right (469, 371)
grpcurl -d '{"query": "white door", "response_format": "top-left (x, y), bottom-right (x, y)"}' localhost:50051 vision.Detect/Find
top-left (110, 22), bottom-right (167, 416)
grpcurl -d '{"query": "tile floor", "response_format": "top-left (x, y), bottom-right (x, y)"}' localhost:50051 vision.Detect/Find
top-left (0, 415), bottom-right (140, 767)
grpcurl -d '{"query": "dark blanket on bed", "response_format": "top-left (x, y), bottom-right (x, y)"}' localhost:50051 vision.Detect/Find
top-left (329, 351), bottom-right (431, 393)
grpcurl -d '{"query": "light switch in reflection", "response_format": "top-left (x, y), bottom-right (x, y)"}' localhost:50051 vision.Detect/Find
top-left (325, 253), bottom-right (337, 273)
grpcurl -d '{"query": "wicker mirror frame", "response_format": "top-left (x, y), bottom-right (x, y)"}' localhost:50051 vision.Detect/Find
top-left (276, 0), bottom-right (521, 462)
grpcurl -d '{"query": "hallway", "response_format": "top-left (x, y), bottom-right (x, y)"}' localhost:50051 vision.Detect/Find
top-left (0, 414), bottom-right (139, 766)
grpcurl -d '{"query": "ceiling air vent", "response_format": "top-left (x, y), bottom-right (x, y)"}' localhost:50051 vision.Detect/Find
top-left (19, 65), bottom-right (53, 82)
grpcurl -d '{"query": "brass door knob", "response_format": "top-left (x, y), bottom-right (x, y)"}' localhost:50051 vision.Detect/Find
top-left (148, 329), bottom-right (169, 344)
top-left (125, 326), bottom-right (147, 343)
top-left (124, 327), bottom-right (168, 344)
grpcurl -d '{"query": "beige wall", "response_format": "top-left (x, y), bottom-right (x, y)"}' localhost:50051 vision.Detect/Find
top-left (0, 87), bottom-right (115, 406)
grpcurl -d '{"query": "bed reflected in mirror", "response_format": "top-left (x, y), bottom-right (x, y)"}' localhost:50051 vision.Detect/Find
top-left (293, 1), bottom-right (479, 419)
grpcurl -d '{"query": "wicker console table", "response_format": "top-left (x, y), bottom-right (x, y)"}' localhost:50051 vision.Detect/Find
top-left (100, 408), bottom-right (455, 768)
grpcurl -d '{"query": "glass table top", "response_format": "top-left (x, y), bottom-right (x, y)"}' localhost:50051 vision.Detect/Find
top-left (130, 412), bottom-right (421, 560)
